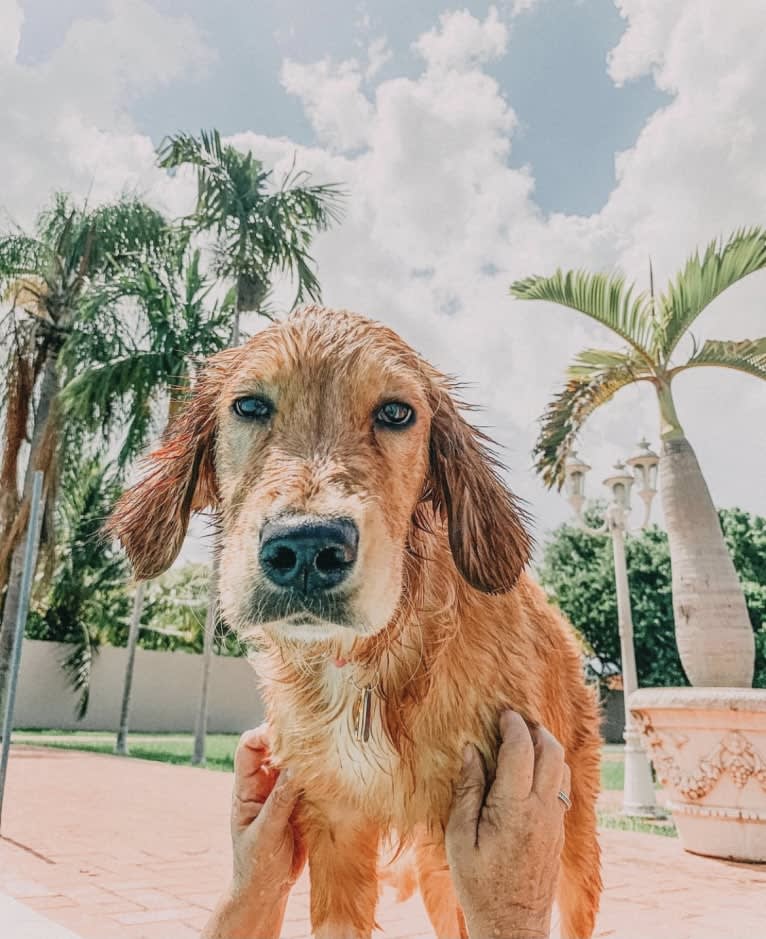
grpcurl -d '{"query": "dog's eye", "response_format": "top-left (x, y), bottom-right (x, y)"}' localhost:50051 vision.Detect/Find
top-left (375, 401), bottom-right (414, 428)
top-left (232, 396), bottom-right (273, 421)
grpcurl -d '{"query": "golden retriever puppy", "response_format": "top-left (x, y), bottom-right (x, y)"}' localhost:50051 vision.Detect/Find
top-left (108, 306), bottom-right (602, 939)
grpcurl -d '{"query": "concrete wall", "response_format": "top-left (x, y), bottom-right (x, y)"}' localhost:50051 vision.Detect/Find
top-left (14, 639), bottom-right (265, 733)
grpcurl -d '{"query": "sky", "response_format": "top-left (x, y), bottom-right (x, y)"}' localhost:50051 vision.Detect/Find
top-left (2, 0), bottom-right (765, 563)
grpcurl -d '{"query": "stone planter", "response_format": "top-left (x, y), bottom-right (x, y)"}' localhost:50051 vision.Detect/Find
top-left (629, 688), bottom-right (766, 862)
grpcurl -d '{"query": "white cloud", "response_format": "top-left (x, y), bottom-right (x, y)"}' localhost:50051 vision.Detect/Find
top-left (413, 5), bottom-right (508, 73)
top-left (0, 0), bottom-right (22, 65)
top-left (259, 3), bottom-right (766, 540)
top-left (508, 0), bottom-right (545, 15)
top-left (366, 36), bottom-right (392, 80)
top-left (0, 0), bottom-right (212, 227)
top-left (2, 2), bottom-right (765, 563)
top-left (281, 57), bottom-right (373, 152)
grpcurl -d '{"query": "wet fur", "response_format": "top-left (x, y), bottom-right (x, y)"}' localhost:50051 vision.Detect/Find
top-left (108, 307), bottom-right (602, 939)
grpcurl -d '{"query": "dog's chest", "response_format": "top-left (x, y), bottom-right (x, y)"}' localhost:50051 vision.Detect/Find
top-left (322, 668), bottom-right (399, 799)
top-left (274, 665), bottom-right (402, 815)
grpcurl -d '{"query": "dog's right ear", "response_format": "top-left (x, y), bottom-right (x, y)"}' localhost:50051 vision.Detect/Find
top-left (105, 349), bottom-right (240, 580)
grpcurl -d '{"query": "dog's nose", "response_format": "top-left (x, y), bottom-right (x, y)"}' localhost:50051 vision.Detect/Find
top-left (259, 517), bottom-right (358, 593)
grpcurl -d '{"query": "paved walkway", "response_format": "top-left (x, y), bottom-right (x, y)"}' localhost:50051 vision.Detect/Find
top-left (0, 747), bottom-right (764, 939)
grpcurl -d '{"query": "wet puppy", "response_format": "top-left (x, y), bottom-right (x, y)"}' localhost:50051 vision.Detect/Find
top-left (109, 306), bottom-right (601, 939)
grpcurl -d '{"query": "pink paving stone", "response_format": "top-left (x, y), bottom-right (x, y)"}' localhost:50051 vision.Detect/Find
top-left (115, 907), bottom-right (207, 925)
top-left (0, 745), bottom-right (764, 939)
top-left (23, 894), bottom-right (80, 910)
top-left (114, 888), bottom-right (193, 910)
top-left (122, 923), bottom-right (200, 939)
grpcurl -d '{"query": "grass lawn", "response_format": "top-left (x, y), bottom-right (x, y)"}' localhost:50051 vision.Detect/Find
top-left (13, 730), bottom-right (241, 771)
top-left (600, 759), bottom-right (624, 791)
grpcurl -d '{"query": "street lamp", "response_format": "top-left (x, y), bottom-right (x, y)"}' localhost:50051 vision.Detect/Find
top-left (565, 442), bottom-right (662, 818)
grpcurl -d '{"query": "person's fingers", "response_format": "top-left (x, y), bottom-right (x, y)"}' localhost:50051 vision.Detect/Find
top-left (446, 745), bottom-right (487, 847)
top-left (234, 725), bottom-right (277, 806)
top-left (255, 770), bottom-right (300, 840)
top-left (234, 724), bottom-right (271, 777)
top-left (489, 710), bottom-right (535, 804)
top-left (531, 725), bottom-right (566, 799)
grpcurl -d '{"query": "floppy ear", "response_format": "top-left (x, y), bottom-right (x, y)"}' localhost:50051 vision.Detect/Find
top-left (105, 349), bottom-right (239, 580)
top-left (426, 383), bottom-right (533, 594)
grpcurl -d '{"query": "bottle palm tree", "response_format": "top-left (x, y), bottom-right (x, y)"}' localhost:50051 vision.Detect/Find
top-left (157, 128), bottom-right (344, 342)
top-left (510, 228), bottom-right (766, 688)
top-left (0, 194), bottom-right (166, 712)
top-left (61, 244), bottom-right (234, 751)
top-left (157, 129), bottom-right (344, 762)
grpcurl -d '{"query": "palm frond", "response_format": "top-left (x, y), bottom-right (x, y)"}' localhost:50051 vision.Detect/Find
top-left (510, 269), bottom-right (655, 363)
top-left (534, 351), bottom-right (653, 489)
top-left (158, 130), bottom-right (344, 314)
top-left (656, 227), bottom-right (766, 360)
top-left (61, 628), bottom-right (101, 720)
top-left (677, 337), bottom-right (766, 383)
top-left (0, 234), bottom-right (45, 281)
top-left (82, 198), bottom-right (169, 276)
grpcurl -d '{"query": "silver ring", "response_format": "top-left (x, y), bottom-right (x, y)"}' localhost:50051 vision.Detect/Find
top-left (557, 790), bottom-right (572, 810)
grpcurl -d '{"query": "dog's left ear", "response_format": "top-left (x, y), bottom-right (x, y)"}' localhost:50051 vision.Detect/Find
top-left (105, 348), bottom-right (241, 580)
top-left (426, 385), bottom-right (533, 594)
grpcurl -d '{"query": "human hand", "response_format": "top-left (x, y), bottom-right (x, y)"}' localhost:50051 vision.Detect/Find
top-left (445, 711), bottom-right (570, 939)
top-left (203, 724), bottom-right (306, 939)
top-left (229, 724), bottom-right (306, 896)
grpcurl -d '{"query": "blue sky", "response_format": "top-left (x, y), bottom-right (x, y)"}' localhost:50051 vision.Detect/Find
top-left (17, 0), bottom-right (666, 215)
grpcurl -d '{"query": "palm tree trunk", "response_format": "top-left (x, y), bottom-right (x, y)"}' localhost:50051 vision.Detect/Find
top-left (191, 291), bottom-right (241, 764)
top-left (192, 556), bottom-right (219, 766)
top-left (114, 389), bottom-right (183, 754)
top-left (0, 350), bottom-right (58, 717)
top-left (657, 381), bottom-right (754, 687)
top-left (115, 580), bottom-right (147, 755)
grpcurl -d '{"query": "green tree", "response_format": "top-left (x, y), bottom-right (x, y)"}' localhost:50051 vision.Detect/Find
top-left (511, 230), bottom-right (766, 688)
top-left (140, 563), bottom-right (242, 656)
top-left (60, 242), bottom-right (235, 752)
top-left (0, 194), bottom-right (166, 709)
top-left (539, 507), bottom-right (766, 689)
top-left (157, 128), bottom-right (344, 341)
top-left (26, 456), bottom-right (130, 717)
top-left (61, 243), bottom-right (233, 463)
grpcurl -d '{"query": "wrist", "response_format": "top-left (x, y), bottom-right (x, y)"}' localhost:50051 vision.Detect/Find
top-left (202, 884), bottom-right (288, 939)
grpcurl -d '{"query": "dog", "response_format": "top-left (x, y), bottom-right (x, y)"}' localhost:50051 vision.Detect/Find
top-left (108, 306), bottom-right (602, 938)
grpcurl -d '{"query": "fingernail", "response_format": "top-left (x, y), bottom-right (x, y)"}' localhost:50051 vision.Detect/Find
top-left (462, 744), bottom-right (474, 767)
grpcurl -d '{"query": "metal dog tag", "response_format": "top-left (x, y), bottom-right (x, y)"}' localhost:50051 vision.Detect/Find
top-left (354, 686), bottom-right (374, 743)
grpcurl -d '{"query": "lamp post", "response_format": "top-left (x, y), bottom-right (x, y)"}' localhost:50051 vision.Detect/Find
top-left (565, 439), bottom-right (662, 817)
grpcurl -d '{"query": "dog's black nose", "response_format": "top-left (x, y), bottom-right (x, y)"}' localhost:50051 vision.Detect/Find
top-left (259, 517), bottom-right (358, 593)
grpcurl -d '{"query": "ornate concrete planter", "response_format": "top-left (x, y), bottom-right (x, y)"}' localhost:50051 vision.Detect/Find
top-left (629, 687), bottom-right (766, 862)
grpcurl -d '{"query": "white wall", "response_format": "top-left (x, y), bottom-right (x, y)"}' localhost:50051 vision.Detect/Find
top-left (14, 639), bottom-right (265, 733)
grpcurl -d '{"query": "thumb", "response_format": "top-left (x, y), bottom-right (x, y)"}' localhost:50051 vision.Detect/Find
top-left (256, 770), bottom-right (299, 838)
top-left (446, 745), bottom-right (486, 847)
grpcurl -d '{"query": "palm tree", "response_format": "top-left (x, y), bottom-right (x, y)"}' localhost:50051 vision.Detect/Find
top-left (157, 129), bottom-right (344, 761)
top-left (157, 128), bottom-right (344, 341)
top-left (25, 455), bottom-right (129, 719)
top-left (510, 228), bottom-right (766, 688)
top-left (61, 243), bottom-right (234, 752)
top-left (0, 194), bottom-right (166, 712)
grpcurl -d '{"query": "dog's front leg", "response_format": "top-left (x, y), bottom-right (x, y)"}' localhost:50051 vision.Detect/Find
top-left (303, 805), bottom-right (380, 939)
